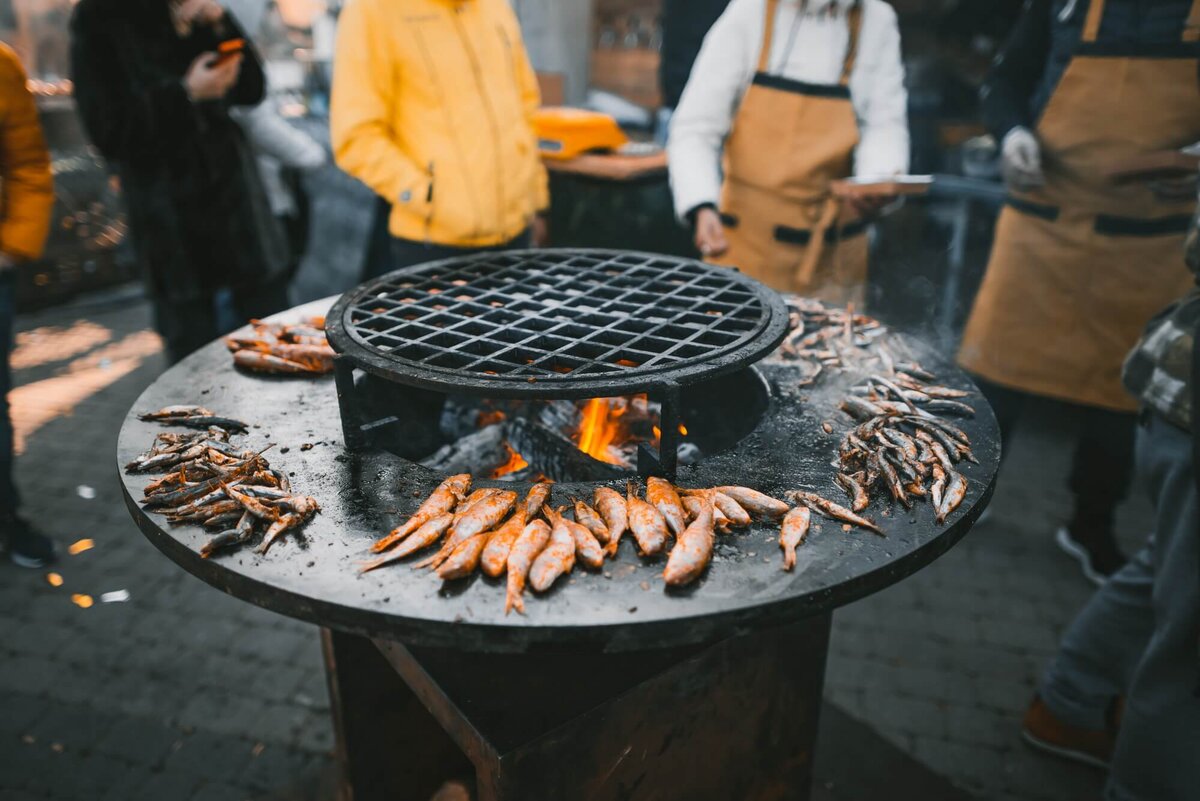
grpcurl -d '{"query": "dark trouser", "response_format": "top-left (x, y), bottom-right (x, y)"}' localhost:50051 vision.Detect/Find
top-left (0, 271), bottom-right (17, 518)
top-left (1037, 413), bottom-right (1199, 801)
top-left (153, 281), bottom-right (291, 365)
top-left (976, 376), bottom-right (1136, 532)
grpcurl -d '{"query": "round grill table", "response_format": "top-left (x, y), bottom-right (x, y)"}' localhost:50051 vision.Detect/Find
top-left (119, 295), bottom-right (999, 801)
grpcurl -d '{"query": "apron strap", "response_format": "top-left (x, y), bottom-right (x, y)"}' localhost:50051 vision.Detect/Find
top-left (839, 1), bottom-right (863, 86)
top-left (1183, 0), bottom-right (1200, 43)
top-left (1081, 0), bottom-right (1106, 43)
top-left (758, 0), bottom-right (782, 73)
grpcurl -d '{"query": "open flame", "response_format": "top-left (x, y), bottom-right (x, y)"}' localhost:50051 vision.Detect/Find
top-left (492, 443), bottom-right (529, 478)
top-left (576, 398), bottom-right (629, 465)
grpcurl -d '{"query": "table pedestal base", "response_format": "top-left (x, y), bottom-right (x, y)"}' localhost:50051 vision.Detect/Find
top-left (322, 613), bottom-right (831, 801)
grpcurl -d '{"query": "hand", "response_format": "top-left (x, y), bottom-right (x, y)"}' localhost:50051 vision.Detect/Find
top-left (530, 214), bottom-right (549, 247)
top-left (1001, 127), bottom-right (1044, 191)
top-left (1149, 174), bottom-right (1199, 202)
top-left (847, 193), bottom-right (894, 219)
top-left (694, 207), bottom-right (729, 259)
top-left (184, 51), bottom-right (242, 101)
top-left (174, 0), bottom-right (225, 26)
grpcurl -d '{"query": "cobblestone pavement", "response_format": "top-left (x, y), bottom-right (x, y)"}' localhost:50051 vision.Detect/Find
top-left (2, 289), bottom-right (1142, 800)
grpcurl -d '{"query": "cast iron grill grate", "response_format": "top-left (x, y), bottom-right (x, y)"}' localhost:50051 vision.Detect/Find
top-left (326, 249), bottom-right (789, 399)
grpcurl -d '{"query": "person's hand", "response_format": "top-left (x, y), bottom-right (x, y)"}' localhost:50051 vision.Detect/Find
top-left (174, 0), bottom-right (225, 26)
top-left (847, 193), bottom-right (894, 219)
top-left (1149, 173), bottom-right (1200, 202)
top-left (694, 207), bottom-right (729, 259)
top-left (1001, 126), bottom-right (1044, 191)
top-left (184, 51), bottom-right (242, 101)
top-left (531, 214), bottom-right (549, 247)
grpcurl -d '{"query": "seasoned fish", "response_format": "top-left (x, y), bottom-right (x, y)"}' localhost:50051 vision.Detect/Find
top-left (834, 473), bottom-right (868, 513)
top-left (415, 491), bottom-right (516, 570)
top-left (788, 490), bottom-right (884, 536)
top-left (549, 507), bottom-right (605, 569)
top-left (372, 474), bottom-right (470, 553)
top-left (529, 512), bottom-right (576, 592)
top-left (711, 486), bottom-right (788, 521)
top-left (594, 486), bottom-right (629, 555)
top-left (505, 519), bottom-right (552, 614)
top-left (626, 484), bottom-right (669, 556)
top-left (572, 498), bottom-right (610, 544)
top-left (779, 505), bottom-right (811, 571)
top-left (479, 510), bottom-right (528, 578)
top-left (935, 470), bottom-right (967, 524)
top-left (646, 477), bottom-right (687, 537)
top-left (663, 495), bottom-right (715, 586)
top-left (437, 533), bottom-right (489, 580)
top-left (360, 513), bottom-right (454, 572)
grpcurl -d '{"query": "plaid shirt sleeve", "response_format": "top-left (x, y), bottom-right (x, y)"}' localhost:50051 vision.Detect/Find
top-left (1121, 199), bottom-right (1200, 432)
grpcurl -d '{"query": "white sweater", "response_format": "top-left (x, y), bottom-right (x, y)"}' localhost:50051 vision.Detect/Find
top-left (667, 0), bottom-right (910, 221)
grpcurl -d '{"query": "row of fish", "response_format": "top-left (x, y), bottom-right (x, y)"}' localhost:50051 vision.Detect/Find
top-left (364, 474), bottom-right (885, 614)
top-left (225, 316), bottom-right (335, 376)
top-left (127, 407), bottom-right (319, 556)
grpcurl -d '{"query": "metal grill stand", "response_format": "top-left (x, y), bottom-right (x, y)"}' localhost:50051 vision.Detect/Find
top-left (326, 249), bottom-right (789, 479)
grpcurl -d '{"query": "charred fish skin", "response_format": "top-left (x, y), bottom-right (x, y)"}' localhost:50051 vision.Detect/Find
top-left (779, 505), bottom-right (811, 571)
top-left (663, 496), bottom-right (716, 587)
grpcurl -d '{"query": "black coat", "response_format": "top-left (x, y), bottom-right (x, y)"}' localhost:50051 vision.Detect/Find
top-left (69, 0), bottom-right (288, 302)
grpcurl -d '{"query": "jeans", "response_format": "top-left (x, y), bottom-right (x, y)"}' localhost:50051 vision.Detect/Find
top-left (975, 376), bottom-right (1136, 532)
top-left (0, 270), bottom-right (16, 517)
top-left (1039, 413), bottom-right (1199, 801)
top-left (154, 281), bottom-right (291, 364)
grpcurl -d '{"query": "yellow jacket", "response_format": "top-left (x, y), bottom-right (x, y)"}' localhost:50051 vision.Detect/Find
top-left (0, 44), bottom-right (53, 262)
top-left (331, 0), bottom-right (548, 247)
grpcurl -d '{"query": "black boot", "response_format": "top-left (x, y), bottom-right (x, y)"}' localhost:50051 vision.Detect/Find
top-left (2, 513), bottom-right (58, 568)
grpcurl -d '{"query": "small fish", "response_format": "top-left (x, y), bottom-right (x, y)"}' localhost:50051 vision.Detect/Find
top-left (437, 533), bottom-right (489, 580)
top-left (788, 490), bottom-right (884, 536)
top-left (594, 486), bottom-right (629, 555)
top-left (479, 510), bottom-right (528, 578)
top-left (548, 507), bottom-right (605, 569)
top-left (710, 491), bottom-right (752, 528)
top-left (712, 486), bottom-right (789, 521)
top-left (572, 498), bottom-right (610, 544)
top-left (925, 399), bottom-right (976, 417)
top-left (840, 396), bottom-right (886, 422)
top-left (779, 505), bottom-right (811, 571)
top-left (626, 484), bottom-right (669, 556)
top-left (522, 482), bottom-right (552, 519)
top-left (529, 512), bottom-right (576, 592)
top-left (876, 453), bottom-right (912, 508)
top-left (834, 472), bottom-right (868, 512)
top-left (415, 490), bottom-right (517, 570)
top-left (936, 470), bottom-right (967, 523)
top-left (663, 496), bottom-right (715, 586)
top-left (930, 463), bottom-right (946, 510)
top-left (371, 474), bottom-right (470, 553)
top-left (646, 477), bottom-right (687, 537)
top-left (360, 513), bottom-right (454, 572)
top-left (505, 519), bottom-right (553, 614)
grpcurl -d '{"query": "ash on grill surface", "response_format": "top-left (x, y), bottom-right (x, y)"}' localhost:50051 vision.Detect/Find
top-left (326, 249), bottom-right (789, 398)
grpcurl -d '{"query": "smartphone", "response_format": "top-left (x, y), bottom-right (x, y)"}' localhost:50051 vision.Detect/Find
top-left (208, 38), bottom-right (245, 67)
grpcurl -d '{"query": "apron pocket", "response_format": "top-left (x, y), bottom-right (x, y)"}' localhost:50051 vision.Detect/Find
top-left (1094, 213), bottom-right (1192, 237)
top-left (719, 212), bottom-right (740, 228)
top-left (1005, 197), bottom-right (1060, 221)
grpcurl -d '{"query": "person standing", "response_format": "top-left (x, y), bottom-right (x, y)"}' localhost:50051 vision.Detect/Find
top-left (69, 0), bottom-right (291, 363)
top-left (331, 0), bottom-right (549, 276)
top-left (657, 0), bottom-right (732, 144)
top-left (667, 0), bottom-right (909, 302)
top-left (1020, 189), bottom-right (1199, 801)
top-left (958, 0), bottom-right (1200, 583)
top-left (0, 43), bottom-right (56, 567)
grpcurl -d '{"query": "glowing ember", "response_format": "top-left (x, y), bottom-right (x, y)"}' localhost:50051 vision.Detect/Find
top-left (68, 539), bottom-right (94, 555)
top-left (46, 572), bottom-right (63, 587)
top-left (492, 445), bottom-right (529, 478)
top-left (576, 398), bottom-right (628, 465)
top-left (477, 409), bottom-right (506, 427)
top-left (71, 594), bottom-right (94, 609)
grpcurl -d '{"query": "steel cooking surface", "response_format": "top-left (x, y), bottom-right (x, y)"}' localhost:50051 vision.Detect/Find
top-left (326, 249), bottom-right (789, 398)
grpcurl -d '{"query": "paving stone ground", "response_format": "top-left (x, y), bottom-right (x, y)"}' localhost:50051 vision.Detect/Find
top-left (2, 288), bottom-right (1144, 800)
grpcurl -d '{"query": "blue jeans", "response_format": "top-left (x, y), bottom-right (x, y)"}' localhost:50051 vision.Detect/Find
top-left (1039, 412), bottom-right (1199, 801)
top-left (0, 270), bottom-right (17, 516)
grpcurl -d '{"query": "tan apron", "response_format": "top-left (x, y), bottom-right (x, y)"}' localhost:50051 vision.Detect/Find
top-left (712, 0), bottom-right (868, 303)
top-left (959, 0), bottom-right (1200, 411)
